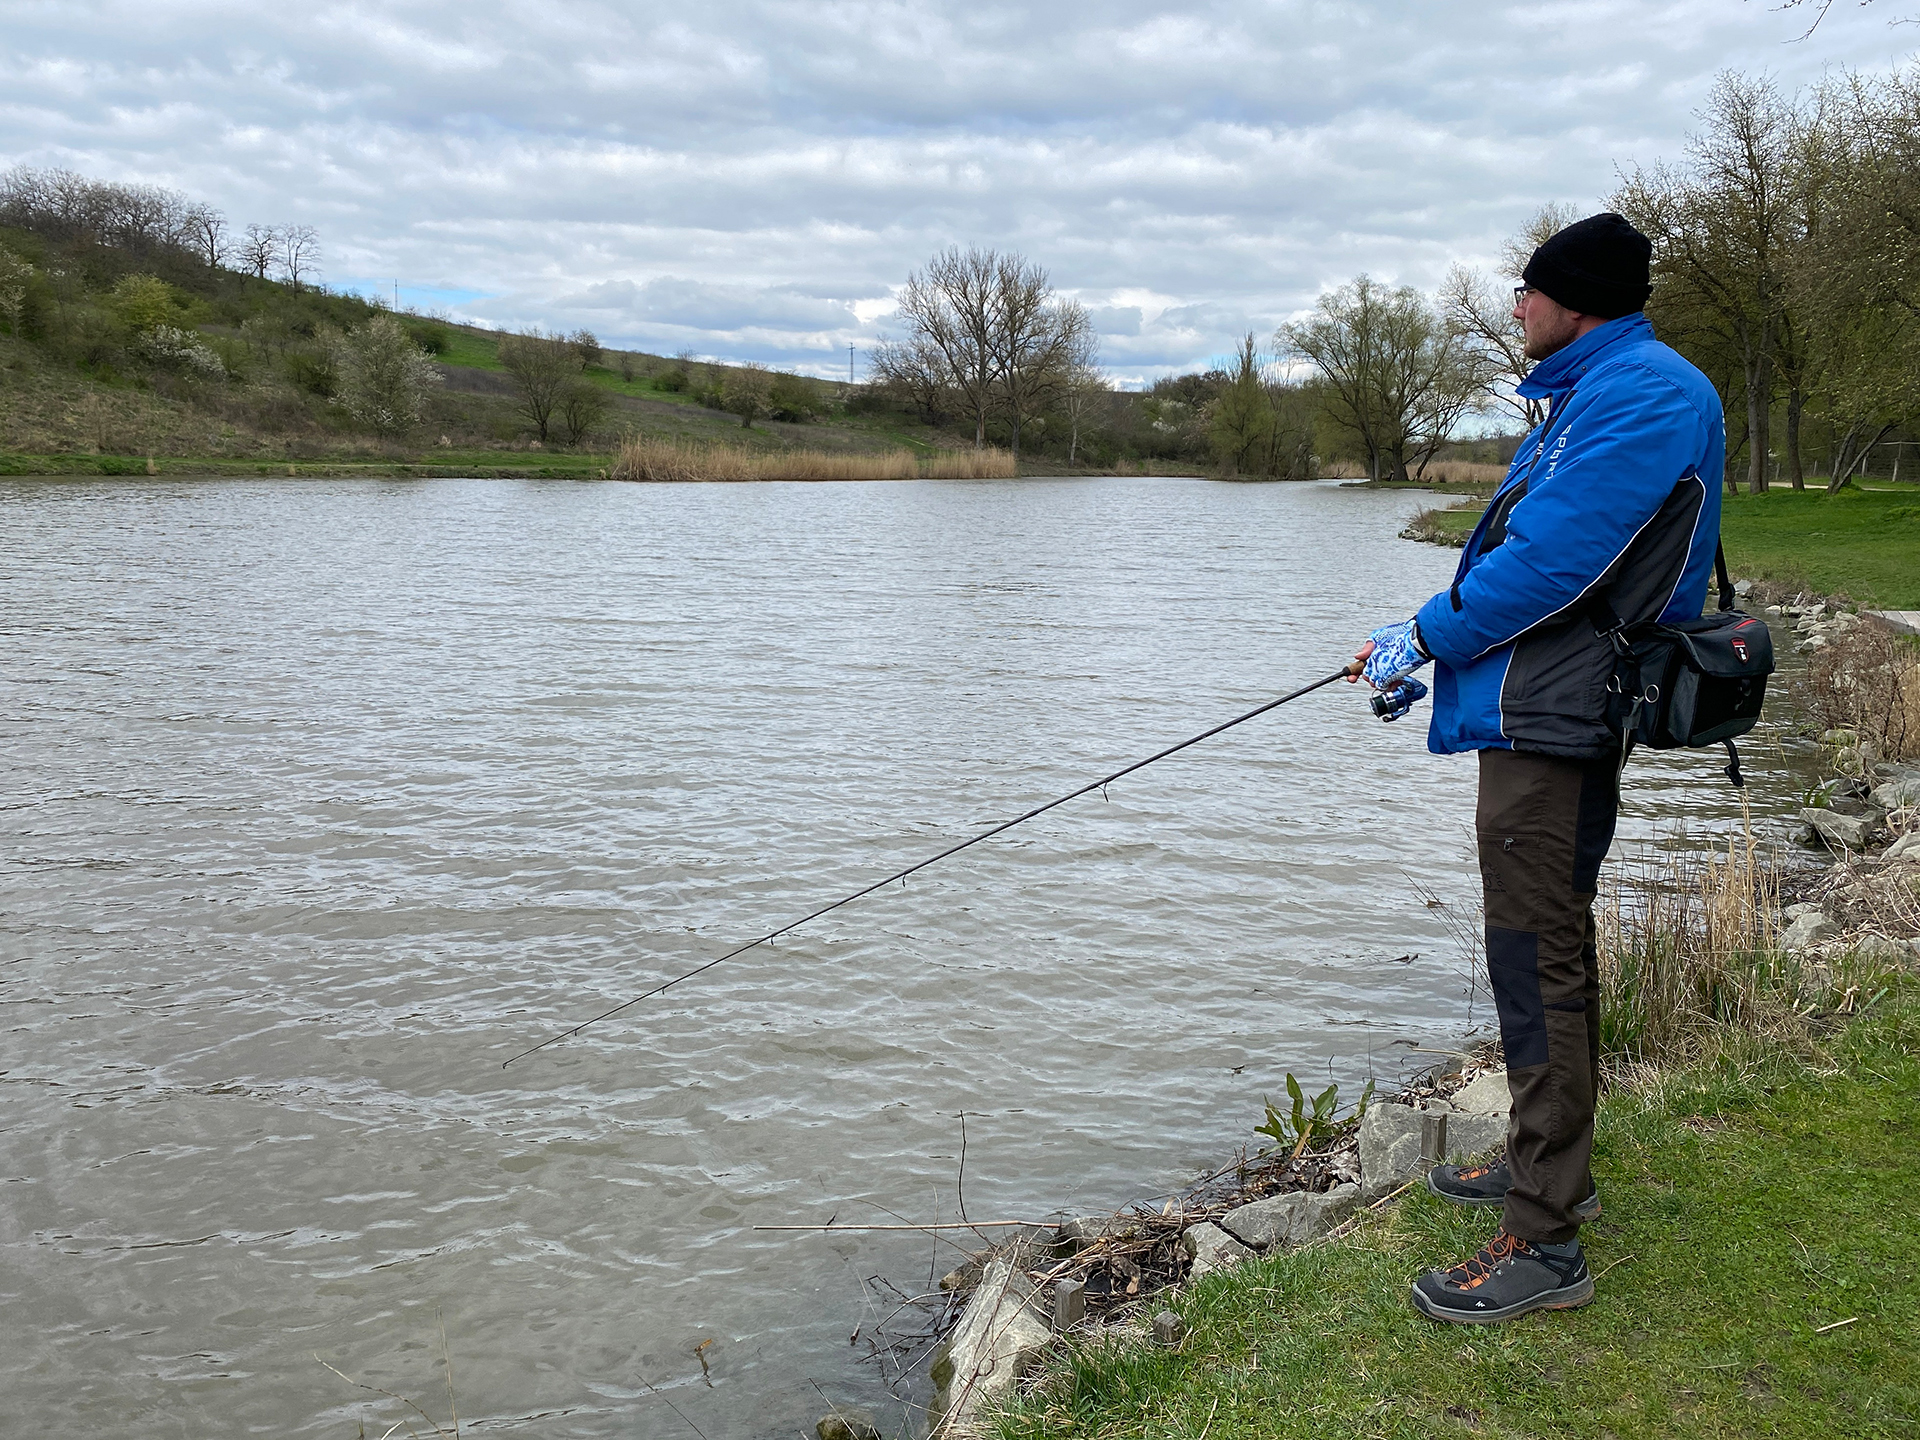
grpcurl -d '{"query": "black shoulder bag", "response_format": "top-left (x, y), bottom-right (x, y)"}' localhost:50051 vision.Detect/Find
top-left (1591, 543), bottom-right (1775, 788)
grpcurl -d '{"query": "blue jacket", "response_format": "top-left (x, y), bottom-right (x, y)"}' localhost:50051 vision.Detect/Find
top-left (1414, 313), bottom-right (1726, 757)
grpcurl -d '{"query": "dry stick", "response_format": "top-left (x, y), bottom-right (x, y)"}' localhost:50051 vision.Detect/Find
top-left (1592, 1252), bottom-right (1637, 1281)
top-left (437, 1306), bottom-right (460, 1440)
top-left (502, 664), bottom-right (1362, 1066)
top-left (1813, 1316), bottom-right (1859, 1335)
top-left (637, 1376), bottom-right (711, 1440)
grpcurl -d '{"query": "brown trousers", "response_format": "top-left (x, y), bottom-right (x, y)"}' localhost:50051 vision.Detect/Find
top-left (1476, 747), bottom-right (1620, 1245)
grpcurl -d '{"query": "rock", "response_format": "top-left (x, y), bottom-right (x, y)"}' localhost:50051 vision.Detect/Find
top-left (1219, 1182), bottom-right (1360, 1248)
top-left (1885, 832), bottom-right (1920, 861)
top-left (939, 1263), bottom-right (980, 1293)
top-left (1798, 635), bottom-right (1829, 652)
top-left (1734, 579), bottom-right (1753, 597)
top-left (1819, 728), bottom-right (1857, 746)
top-left (1779, 911), bottom-right (1839, 951)
top-left (1853, 934), bottom-right (1910, 965)
top-left (1152, 1311), bottom-right (1185, 1347)
top-left (927, 1257), bottom-right (1052, 1434)
top-left (1783, 901), bottom-right (1824, 921)
top-left (1448, 1069), bottom-right (1511, 1116)
top-left (1358, 1102), bottom-right (1507, 1201)
top-left (1799, 807), bottom-right (1882, 852)
top-left (1765, 605), bottom-right (1784, 617)
top-left (1057, 1213), bottom-right (1142, 1248)
top-left (1180, 1221), bottom-right (1255, 1280)
top-left (817, 1407), bottom-right (883, 1440)
top-left (1869, 774), bottom-right (1920, 810)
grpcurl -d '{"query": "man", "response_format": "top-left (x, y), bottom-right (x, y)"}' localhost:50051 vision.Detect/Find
top-left (1354, 213), bottom-right (1725, 1325)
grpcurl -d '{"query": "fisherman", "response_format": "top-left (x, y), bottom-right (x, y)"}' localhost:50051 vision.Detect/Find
top-left (1353, 213), bottom-right (1725, 1325)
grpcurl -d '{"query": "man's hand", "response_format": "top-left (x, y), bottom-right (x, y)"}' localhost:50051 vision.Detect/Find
top-left (1357, 619), bottom-right (1432, 690)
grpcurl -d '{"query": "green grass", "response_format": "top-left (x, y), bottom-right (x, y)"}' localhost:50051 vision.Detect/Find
top-left (990, 995), bottom-right (1920, 1440)
top-left (1409, 485), bottom-right (1920, 608)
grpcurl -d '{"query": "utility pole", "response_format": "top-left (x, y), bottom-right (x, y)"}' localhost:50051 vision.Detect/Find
top-left (848, 343), bottom-right (855, 386)
top-left (393, 279), bottom-right (400, 311)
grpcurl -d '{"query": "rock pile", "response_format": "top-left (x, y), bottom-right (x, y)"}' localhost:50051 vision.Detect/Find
top-left (923, 1059), bottom-right (1515, 1433)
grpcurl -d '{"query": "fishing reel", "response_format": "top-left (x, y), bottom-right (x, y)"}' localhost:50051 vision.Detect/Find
top-left (1370, 676), bottom-right (1429, 723)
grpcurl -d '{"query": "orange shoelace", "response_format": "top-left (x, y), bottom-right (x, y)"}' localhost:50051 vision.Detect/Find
top-left (1449, 1231), bottom-right (1525, 1291)
top-left (1456, 1162), bottom-right (1498, 1182)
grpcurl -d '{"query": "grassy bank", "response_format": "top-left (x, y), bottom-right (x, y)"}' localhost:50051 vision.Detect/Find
top-left (989, 993), bottom-right (1920, 1440)
top-left (1403, 485), bottom-right (1920, 609)
top-left (0, 449), bottom-right (616, 479)
top-left (610, 435), bottom-right (1019, 482)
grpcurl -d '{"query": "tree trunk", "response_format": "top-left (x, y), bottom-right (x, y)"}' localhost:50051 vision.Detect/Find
top-left (1743, 348), bottom-right (1771, 495)
top-left (1785, 386), bottom-right (1804, 490)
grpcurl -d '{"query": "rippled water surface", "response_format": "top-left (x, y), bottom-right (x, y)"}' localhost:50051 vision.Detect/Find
top-left (0, 476), bottom-right (1804, 1436)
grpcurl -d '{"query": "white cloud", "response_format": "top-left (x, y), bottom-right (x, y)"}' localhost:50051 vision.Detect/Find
top-left (0, 0), bottom-right (1906, 378)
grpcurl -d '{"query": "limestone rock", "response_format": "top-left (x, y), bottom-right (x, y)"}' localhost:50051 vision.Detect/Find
top-left (1799, 807), bottom-right (1881, 853)
top-left (1885, 832), bottom-right (1920, 861)
top-left (1448, 1069), bottom-right (1511, 1116)
top-left (1219, 1182), bottom-right (1359, 1248)
top-left (1358, 1102), bottom-right (1507, 1201)
top-left (1180, 1221), bottom-right (1254, 1280)
top-left (817, 1407), bottom-right (883, 1440)
top-left (1783, 901), bottom-right (1823, 920)
top-left (1869, 773), bottom-right (1920, 810)
top-left (927, 1257), bottom-right (1052, 1434)
top-left (1780, 911), bottom-right (1839, 951)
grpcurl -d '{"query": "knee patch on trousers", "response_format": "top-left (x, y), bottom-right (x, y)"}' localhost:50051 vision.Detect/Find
top-left (1487, 925), bottom-right (1548, 1069)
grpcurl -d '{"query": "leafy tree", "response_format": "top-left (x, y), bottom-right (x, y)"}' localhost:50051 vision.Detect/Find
top-left (1284, 276), bottom-right (1482, 481)
top-left (1209, 334), bottom-right (1274, 476)
top-left (568, 328), bottom-right (602, 369)
top-left (108, 274), bottom-right (183, 334)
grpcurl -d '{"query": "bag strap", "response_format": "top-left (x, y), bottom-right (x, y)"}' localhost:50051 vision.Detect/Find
top-left (1714, 539), bottom-right (1735, 613)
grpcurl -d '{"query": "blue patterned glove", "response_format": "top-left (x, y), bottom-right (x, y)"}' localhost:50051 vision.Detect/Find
top-left (1362, 620), bottom-right (1432, 689)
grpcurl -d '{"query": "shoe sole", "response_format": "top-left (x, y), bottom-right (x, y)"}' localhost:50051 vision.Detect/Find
top-left (1408, 1274), bottom-right (1596, 1326)
top-left (1424, 1176), bottom-right (1602, 1223)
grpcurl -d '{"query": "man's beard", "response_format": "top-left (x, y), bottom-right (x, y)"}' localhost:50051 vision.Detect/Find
top-left (1525, 311), bottom-right (1582, 360)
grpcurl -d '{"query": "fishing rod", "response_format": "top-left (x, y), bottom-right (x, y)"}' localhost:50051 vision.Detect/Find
top-left (502, 658), bottom-right (1367, 1067)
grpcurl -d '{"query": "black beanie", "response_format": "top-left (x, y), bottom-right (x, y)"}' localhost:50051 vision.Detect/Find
top-left (1521, 212), bottom-right (1652, 319)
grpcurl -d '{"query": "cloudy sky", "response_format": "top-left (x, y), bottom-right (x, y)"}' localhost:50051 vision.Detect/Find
top-left (2, 0), bottom-right (1908, 382)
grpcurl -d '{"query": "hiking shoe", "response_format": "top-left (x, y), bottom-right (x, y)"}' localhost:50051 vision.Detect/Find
top-left (1410, 1230), bottom-right (1595, 1326)
top-left (1426, 1160), bottom-right (1601, 1222)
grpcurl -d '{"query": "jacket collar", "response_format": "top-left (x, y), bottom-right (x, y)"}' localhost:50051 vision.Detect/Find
top-left (1515, 312), bottom-right (1650, 400)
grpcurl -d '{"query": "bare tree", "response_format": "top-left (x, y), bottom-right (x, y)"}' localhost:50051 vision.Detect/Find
top-left (895, 247), bottom-right (1001, 448)
top-left (497, 329), bottom-right (574, 442)
top-left (567, 329), bottom-right (602, 370)
top-left (992, 256), bottom-right (1088, 456)
top-left (182, 203), bottom-right (228, 268)
top-left (1057, 324), bottom-right (1105, 466)
top-left (0, 243), bottom-right (31, 333)
top-left (239, 224), bottom-right (278, 279)
top-left (867, 333), bottom-right (954, 423)
top-left (557, 379), bottom-right (609, 445)
top-left (279, 225), bottom-right (320, 291)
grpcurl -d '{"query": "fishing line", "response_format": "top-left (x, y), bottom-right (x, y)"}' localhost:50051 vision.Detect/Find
top-left (502, 660), bottom-right (1363, 1067)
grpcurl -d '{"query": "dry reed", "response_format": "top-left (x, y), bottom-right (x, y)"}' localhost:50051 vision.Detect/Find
top-left (1413, 460), bottom-right (1509, 488)
top-left (1798, 615), bottom-right (1920, 763)
top-left (1596, 823), bottom-right (1898, 1071)
top-left (612, 436), bottom-right (1017, 483)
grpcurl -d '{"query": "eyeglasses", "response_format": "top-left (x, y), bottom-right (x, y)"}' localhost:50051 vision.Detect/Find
top-left (1512, 285), bottom-right (1537, 303)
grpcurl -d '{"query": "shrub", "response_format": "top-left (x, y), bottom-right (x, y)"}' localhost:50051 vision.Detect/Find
top-left (556, 378), bottom-right (608, 446)
top-left (0, 243), bottom-right (30, 333)
top-left (336, 315), bottom-right (442, 433)
top-left (1798, 615), bottom-right (1920, 764)
top-left (135, 323), bottom-right (226, 380)
top-left (108, 273), bottom-right (183, 334)
top-left (768, 370), bottom-right (823, 422)
top-left (654, 365), bottom-right (689, 393)
top-left (722, 364), bottom-right (773, 427)
top-left (567, 328), bottom-right (601, 369)
top-left (407, 322), bottom-right (451, 355)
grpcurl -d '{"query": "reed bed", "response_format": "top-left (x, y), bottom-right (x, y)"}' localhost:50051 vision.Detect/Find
top-left (1596, 824), bottom-right (1898, 1072)
top-left (612, 436), bottom-right (1017, 483)
top-left (1799, 613), bottom-right (1920, 763)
